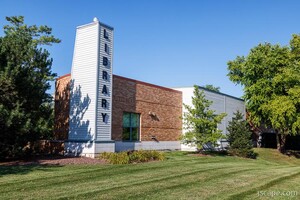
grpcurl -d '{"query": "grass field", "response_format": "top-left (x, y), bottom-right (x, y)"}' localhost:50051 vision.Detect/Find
top-left (1, 148), bottom-right (300, 200)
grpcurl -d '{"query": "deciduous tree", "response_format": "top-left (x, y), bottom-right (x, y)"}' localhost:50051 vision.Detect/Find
top-left (227, 35), bottom-right (300, 152)
top-left (182, 85), bottom-right (226, 150)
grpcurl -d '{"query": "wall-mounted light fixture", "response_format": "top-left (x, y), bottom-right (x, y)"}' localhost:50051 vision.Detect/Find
top-left (148, 111), bottom-right (156, 116)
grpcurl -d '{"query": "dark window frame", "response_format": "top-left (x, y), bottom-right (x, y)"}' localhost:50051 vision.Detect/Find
top-left (122, 112), bottom-right (140, 141)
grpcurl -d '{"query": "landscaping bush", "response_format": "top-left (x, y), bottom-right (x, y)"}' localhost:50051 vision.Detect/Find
top-left (99, 150), bottom-right (165, 164)
top-left (100, 152), bottom-right (129, 164)
top-left (129, 150), bottom-right (148, 163)
top-left (148, 150), bottom-right (165, 161)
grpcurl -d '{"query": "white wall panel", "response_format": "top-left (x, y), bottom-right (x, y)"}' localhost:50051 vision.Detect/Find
top-left (173, 86), bottom-right (245, 150)
top-left (69, 20), bottom-right (114, 144)
top-left (69, 23), bottom-right (99, 140)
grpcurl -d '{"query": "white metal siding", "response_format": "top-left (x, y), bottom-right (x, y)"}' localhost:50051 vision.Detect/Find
top-left (173, 87), bottom-right (245, 135)
top-left (224, 96), bottom-right (246, 133)
top-left (115, 141), bottom-right (181, 152)
top-left (69, 23), bottom-right (99, 140)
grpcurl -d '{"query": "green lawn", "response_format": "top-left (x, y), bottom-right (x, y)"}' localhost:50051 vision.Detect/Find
top-left (1, 149), bottom-right (300, 200)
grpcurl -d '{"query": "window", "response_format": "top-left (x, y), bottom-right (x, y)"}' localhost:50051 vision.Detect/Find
top-left (122, 112), bottom-right (140, 141)
top-left (104, 29), bottom-right (109, 39)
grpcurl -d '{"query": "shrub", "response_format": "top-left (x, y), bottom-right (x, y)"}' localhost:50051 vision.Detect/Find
top-left (100, 152), bottom-right (129, 164)
top-left (147, 150), bottom-right (165, 161)
top-left (99, 150), bottom-right (165, 164)
top-left (129, 150), bottom-right (148, 163)
top-left (100, 152), bottom-right (113, 160)
top-left (131, 150), bottom-right (166, 162)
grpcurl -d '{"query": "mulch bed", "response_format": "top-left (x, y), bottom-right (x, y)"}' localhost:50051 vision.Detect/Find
top-left (0, 155), bottom-right (107, 166)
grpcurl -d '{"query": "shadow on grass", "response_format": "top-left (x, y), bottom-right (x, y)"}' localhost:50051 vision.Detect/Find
top-left (187, 150), bottom-right (229, 157)
top-left (286, 150), bottom-right (300, 158)
top-left (0, 155), bottom-right (69, 177)
top-left (0, 164), bottom-right (63, 177)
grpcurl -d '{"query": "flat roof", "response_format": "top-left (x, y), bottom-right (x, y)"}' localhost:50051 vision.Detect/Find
top-left (56, 73), bottom-right (71, 80)
top-left (76, 21), bottom-right (114, 30)
top-left (173, 86), bottom-right (244, 101)
top-left (198, 85), bottom-right (243, 101)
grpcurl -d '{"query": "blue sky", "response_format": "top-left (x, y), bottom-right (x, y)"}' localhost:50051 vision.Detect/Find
top-left (1, 0), bottom-right (300, 98)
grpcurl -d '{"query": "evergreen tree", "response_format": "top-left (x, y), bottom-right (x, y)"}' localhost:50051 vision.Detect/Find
top-left (182, 85), bottom-right (226, 150)
top-left (0, 16), bottom-right (60, 158)
top-left (227, 111), bottom-right (256, 158)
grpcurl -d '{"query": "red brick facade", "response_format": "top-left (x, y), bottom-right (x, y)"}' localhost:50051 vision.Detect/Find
top-left (112, 75), bottom-right (182, 141)
top-left (54, 74), bottom-right (71, 140)
top-left (54, 74), bottom-right (182, 142)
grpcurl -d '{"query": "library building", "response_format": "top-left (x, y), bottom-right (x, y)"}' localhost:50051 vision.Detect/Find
top-left (54, 18), bottom-right (245, 157)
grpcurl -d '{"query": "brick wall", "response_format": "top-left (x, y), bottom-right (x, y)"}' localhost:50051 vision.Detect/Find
top-left (54, 74), bottom-right (182, 142)
top-left (112, 75), bottom-right (182, 141)
top-left (54, 74), bottom-right (71, 140)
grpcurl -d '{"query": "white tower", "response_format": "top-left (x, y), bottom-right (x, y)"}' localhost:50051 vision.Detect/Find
top-left (66, 18), bottom-right (114, 157)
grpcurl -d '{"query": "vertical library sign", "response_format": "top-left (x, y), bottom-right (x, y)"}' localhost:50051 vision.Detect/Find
top-left (97, 22), bottom-right (113, 141)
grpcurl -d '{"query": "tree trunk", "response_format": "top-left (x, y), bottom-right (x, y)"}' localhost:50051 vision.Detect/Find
top-left (276, 133), bottom-right (281, 151)
top-left (280, 135), bottom-right (287, 153)
top-left (276, 133), bottom-right (287, 153)
top-left (257, 132), bottom-right (262, 148)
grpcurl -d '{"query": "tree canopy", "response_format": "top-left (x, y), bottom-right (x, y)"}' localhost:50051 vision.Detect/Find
top-left (227, 35), bottom-right (300, 151)
top-left (0, 16), bottom-right (60, 158)
top-left (182, 85), bottom-right (226, 150)
top-left (204, 84), bottom-right (220, 92)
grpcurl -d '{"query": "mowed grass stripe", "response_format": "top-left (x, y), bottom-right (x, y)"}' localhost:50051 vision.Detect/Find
top-left (0, 160), bottom-right (192, 186)
top-left (227, 170), bottom-right (300, 200)
top-left (54, 164), bottom-right (284, 199)
top-left (0, 165), bottom-right (290, 198)
top-left (0, 158), bottom-right (250, 194)
top-left (2, 164), bottom-right (235, 199)
top-left (1, 161), bottom-right (248, 199)
top-left (195, 166), bottom-right (300, 200)
top-left (119, 169), bottom-right (256, 200)
top-left (113, 166), bottom-right (300, 200)
top-left (1, 149), bottom-right (300, 200)
top-left (0, 155), bottom-right (209, 184)
top-left (58, 164), bottom-right (288, 199)
top-left (55, 166), bottom-right (250, 200)
top-left (243, 171), bottom-right (300, 200)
